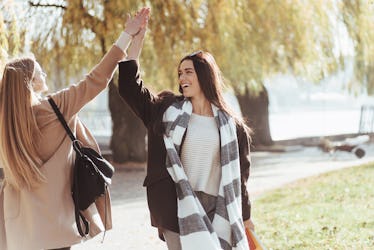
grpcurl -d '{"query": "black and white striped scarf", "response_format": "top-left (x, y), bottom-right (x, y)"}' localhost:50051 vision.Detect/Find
top-left (163, 100), bottom-right (249, 250)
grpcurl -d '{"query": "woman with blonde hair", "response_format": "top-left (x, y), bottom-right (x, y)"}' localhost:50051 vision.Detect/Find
top-left (0, 7), bottom-right (150, 250)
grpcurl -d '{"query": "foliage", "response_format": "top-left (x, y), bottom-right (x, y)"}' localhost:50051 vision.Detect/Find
top-left (27, 0), bottom-right (103, 90)
top-left (341, 0), bottom-right (374, 94)
top-left (0, 0), bottom-right (26, 72)
top-left (4, 1), bottom-right (374, 95)
top-left (253, 163), bottom-right (374, 249)
top-left (25, 0), bottom-right (339, 95)
top-left (146, 0), bottom-right (338, 94)
top-left (5, 0), bottom-right (373, 159)
top-left (201, 0), bottom-right (337, 94)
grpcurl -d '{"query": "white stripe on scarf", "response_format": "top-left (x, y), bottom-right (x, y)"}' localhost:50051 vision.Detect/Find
top-left (163, 100), bottom-right (249, 250)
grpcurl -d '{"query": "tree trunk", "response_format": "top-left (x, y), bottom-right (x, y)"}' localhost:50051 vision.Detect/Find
top-left (108, 80), bottom-right (147, 163)
top-left (237, 84), bottom-right (273, 148)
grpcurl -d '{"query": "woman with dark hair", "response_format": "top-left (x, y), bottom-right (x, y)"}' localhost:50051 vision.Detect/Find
top-left (118, 18), bottom-right (254, 250)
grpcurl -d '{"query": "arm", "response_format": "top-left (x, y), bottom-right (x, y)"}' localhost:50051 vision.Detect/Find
top-left (51, 7), bottom-right (150, 121)
top-left (118, 60), bottom-right (156, 127)
top-left (118, 11), bottom-right (157, 127)
top-left (238, 125), bottom-right (255, 231)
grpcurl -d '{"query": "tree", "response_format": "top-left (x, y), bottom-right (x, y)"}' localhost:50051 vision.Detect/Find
top-left (28, 0), bottom-right (149, 162)
top-left (147, 0), bottom-right (338, 146)
top-left (0, 0), bottom-right (26, 72)
top-left (187, 0), bottom-right (338, 146)
top-left (341, 0), bottom-right (374, 94)
top-left (26, 0), bottom-right (341, 161)
top-left (136, 0), bottom-right (338, 147)
top-left (27, 0), bottom-right (210, 162)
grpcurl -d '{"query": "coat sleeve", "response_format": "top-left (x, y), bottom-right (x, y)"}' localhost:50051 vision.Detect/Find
top-left (50, 45), bottom-right (126, 122)
top-left (118, 60), bottom-right (157, 127)
top-left (237, 125), bottom-right (252, 220)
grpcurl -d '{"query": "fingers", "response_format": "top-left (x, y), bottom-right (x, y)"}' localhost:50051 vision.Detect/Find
top-left (139, 7), bottom-right (150, 21)
top-left (124, 7), bottom-right (150, 36)
top-left (128, 7), bottom-right (150, 22)
top-left (140, 15), bottom-right (149, 29)
top-left (139, 7), bottom-right (150, 16)
top-left (125, 13), bottom-right (131, 24)
top-left (135, 8), bottom-right (150, 29)
top-left (132, 7), bottom-right (148, 19)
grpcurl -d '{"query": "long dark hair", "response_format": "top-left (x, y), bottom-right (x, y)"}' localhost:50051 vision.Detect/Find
top-left (153, 51), bottom-right (251, 139)
top-left (179, 51), bottom-right (251, 136)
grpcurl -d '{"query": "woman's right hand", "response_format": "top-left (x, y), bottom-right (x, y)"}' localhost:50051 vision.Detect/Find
top-left (124, 7), bottom-right (150, 38)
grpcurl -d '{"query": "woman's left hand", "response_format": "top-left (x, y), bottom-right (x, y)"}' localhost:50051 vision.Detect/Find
top-left (127, 26), bottom-right (147, 60)
top-left (244, 218), bottom-right (255, 231)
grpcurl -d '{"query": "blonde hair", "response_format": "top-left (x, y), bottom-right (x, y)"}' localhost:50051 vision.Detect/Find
top-left (0, 58), bottom-right (45, 190)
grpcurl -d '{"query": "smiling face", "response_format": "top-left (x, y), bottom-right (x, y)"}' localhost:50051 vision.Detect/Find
top-left (31, 62), bottom-right (48, 93)
top-left (178, 59), bottom-right (204, 99)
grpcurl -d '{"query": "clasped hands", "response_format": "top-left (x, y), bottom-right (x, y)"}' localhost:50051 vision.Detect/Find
top-left (124, 7), bottom-right (150, 60)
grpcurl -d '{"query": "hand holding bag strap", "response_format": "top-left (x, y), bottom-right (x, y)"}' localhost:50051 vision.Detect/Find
top-left (48, 97), bottom-right (89, 236)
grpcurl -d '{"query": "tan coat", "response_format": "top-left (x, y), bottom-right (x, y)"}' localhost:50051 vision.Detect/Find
top-left (0, 45), bottom-right (125, 250)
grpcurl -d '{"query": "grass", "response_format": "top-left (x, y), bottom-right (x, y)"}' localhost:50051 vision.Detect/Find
top-left (252, 163), bottom-right (374, 250)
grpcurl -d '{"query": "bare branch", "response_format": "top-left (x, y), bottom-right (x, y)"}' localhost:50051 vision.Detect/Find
top-left (75, 1), bottom-right (105, 37)
top-left (28, 1), bottom-right (66, 9)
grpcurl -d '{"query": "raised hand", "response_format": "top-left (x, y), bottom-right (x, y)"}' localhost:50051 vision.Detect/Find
top-left (127, 25), bottom-right (148, 60)
top-left (124, 7), bottom-right (150, 37)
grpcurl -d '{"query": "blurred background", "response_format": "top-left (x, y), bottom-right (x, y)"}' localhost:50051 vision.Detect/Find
top-left (1, 0), bottom-right (374, 162)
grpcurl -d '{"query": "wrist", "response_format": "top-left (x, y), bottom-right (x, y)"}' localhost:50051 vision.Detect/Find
top-left (115, 32), bottom-right (132, 52)
top-left (124, 29), bottom-right (141, 38)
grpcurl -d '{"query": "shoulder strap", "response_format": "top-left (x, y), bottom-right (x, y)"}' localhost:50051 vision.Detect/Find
top-left (49, 97), bottom-right (90, 236)
top-left (48, 97), bottom-right (76, 142)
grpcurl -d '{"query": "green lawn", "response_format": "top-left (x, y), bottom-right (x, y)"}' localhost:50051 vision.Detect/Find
top-left (252, 163), bottom-right (374, 250)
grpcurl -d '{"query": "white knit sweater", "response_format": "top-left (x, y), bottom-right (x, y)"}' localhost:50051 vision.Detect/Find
top-left (180, 113), bottom-right (221, 196)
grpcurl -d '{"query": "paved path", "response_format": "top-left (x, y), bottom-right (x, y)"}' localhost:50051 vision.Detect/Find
top-left (73, 143), bottom-right (374, 250)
